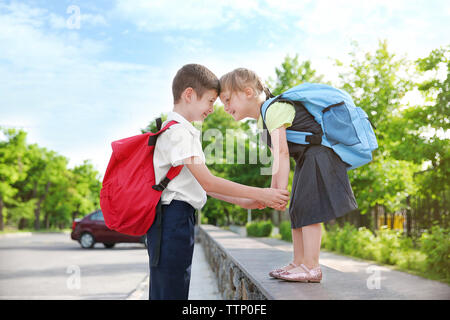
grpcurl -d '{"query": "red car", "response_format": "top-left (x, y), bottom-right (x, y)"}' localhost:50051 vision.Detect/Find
top-left (71, 210), bottom-right (147, 249)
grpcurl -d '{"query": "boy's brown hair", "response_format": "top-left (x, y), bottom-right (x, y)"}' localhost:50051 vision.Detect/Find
top-left (172, 64), bottom-right (220, 104)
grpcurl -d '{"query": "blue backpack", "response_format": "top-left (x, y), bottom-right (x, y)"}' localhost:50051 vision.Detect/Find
top-left (261, 83), bottom-right (378, 170)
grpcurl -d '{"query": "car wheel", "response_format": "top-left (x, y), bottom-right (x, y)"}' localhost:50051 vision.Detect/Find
top-left (80, 232), bottom-right (95, 249)
top-left (103, 243), bottom-right (115, 249)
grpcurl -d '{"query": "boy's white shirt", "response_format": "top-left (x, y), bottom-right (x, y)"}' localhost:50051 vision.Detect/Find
top-left (153, 111), bottom-right (207, 210)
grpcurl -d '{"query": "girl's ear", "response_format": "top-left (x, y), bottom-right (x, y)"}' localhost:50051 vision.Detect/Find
top-left (244, 87), bottom-right (254, 98)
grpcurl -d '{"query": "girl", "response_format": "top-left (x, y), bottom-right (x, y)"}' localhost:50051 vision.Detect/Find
top-left (219, 68), bottom-right (358, 283)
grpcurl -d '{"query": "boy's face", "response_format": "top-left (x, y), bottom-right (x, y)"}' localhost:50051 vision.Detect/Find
top-left (219, 90), bottom-right (248, 121)
top-left (190, 89), bottom-right (218, 122)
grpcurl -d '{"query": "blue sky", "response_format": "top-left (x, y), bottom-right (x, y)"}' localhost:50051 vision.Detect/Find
top-left (0, 0), bottom-right (449, 177)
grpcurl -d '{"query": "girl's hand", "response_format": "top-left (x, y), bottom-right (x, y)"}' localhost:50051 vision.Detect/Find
top-left (260, 188), bottom-right (290, 209)
top-left (273, 204), bottom-right (287, 211)
top-left (240, 199), bottom-right (266, 210)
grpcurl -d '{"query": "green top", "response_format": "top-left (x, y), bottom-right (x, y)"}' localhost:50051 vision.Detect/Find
top-left (257, 102), bottom-right (295, 133)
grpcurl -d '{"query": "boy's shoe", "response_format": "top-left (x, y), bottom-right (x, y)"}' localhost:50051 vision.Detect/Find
top-left (278, 264), bottom-right (322, 283)
top-left (269, 262), bottom-right (298, 278)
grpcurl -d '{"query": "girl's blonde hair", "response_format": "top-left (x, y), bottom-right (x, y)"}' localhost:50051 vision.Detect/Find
top-left (220, 68), bottom-right (271, 98)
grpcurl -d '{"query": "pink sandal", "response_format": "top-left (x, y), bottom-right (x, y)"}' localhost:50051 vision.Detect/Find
top-left (269, 262), bottom-right (298, 278)
top-left (278, 264), bottom-right (322, 283)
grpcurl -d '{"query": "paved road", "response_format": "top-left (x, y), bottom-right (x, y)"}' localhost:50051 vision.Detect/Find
top-left (0, 232), bottom-right (222, 300)
top-left (0, 232), bottom-right (149, 299)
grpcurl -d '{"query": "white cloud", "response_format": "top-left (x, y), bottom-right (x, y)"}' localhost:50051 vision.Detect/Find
top-left (1, 0), bottom-right (449, 176)
top-left (291, 0), bottom-right (449, 61)
top-left (0, 2), bottom-right (172, 175)
top-left (112, 0), bottom-right (269, 31)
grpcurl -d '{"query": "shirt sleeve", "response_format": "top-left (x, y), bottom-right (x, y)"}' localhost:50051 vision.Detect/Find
top-left (265, 102), bottom-right (296, 133)
top-left (159, 125), bottom-right (205, 167)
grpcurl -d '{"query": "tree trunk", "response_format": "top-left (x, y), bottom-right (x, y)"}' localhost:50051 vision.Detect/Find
top-left (18, 218), bottom-right (27, 230)
top-left (224, 208), bottom-right (230, 226)
top-left (34, 201), bottom-right (41, 230)
top-left (406, 196), bottom-right (412, 237)
top-left (44, 212), bottom-right (50, 229)
top-left (0, 197), bottom-right (4, 231)
top-left (34, 181), bottom-right (51, 231)
top-left (373, 204), bottom-right (378, 231)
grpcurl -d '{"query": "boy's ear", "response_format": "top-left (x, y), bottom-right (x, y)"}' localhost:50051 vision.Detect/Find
top-left (183, 87), bottom-right (195, 103)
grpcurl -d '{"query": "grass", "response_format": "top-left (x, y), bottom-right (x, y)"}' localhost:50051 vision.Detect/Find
top-left (0, 226), bottom-right (71, 235)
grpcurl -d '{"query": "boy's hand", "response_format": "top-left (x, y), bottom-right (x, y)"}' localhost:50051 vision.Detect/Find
top-left (240, 199), bottom-right (266, 210)
top-left (260, 188), bottom-right (290, 209)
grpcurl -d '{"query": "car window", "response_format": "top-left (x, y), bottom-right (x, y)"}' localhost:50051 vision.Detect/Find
top-left (90, 211), bottom-right (104, 221)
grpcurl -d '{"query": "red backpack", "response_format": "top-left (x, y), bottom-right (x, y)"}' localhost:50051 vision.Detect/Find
top-left (100, 118), bottom-right (183, 236)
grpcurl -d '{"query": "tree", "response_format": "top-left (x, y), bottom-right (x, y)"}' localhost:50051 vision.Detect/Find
top-left (1, 128), bottom-right (102, 230)
top-left (268, 54), bottom-right (326, 96)
top-left (70, 160), bottom-right (102, 220)
top-left (334, 40), bottom-right (420, 216)
top-left (0, 128), bottom-right (27, 230)
top-left (402, 46), bottom-right (449, 229)
top-left (200, 106), bottom-right (273, 225)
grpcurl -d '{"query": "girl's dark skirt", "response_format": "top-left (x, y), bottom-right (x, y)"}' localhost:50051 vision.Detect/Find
top-left (289, 145), bottom-right (358, 228)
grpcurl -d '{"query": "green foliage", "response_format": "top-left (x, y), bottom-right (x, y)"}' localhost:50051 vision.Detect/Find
top-left (321, 223), bottom-right (448, 282)
top-left (0, 127), bottom-right (101, 230)
top-left (419, 225), bottom-right (450, 279)
top-left (374, 226), bottom-right (404, 264)
top-left (246, 220), bottom-right (273, 237)
top-left (279, 220), bottom-right (292, 242)
top-left (268, 54), bottom-right (326, 96)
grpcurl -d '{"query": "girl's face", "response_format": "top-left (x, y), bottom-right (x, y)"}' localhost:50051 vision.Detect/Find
top-left (219, 90), bottom-right (252, 121)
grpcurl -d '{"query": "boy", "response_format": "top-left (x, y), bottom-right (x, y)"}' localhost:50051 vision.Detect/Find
top-left (147, 64), bottom-right (289, 299)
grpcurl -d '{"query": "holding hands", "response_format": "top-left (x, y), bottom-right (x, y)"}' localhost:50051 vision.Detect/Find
top-left (239, 188), bottom-right (289, 211)
top-left (261, 188), bottom-right (289, 211)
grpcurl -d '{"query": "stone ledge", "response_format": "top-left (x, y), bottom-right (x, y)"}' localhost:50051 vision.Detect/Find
top-left (197, 224), bottom-right (268, 300)
top-left (198, 225), bottom-right (450, 300)
top-left (198, 224), bottom-right (323, 300)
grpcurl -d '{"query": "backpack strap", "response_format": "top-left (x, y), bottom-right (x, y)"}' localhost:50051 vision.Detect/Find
top-left (260, 96), bottom-right (322, 146)
top-left (155, 117), bottom-right (162, 131)
top-left (148, 119), bottom-right (179, 146)
top-left (149, 118), bottom-right (185, 191)
top-left (152, 165), bottom-right (183, 192)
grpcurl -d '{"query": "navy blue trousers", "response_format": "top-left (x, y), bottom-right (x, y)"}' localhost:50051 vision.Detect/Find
top-left (146, 200), bottom-right (196, 300)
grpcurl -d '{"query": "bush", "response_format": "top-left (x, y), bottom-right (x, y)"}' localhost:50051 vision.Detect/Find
top-left (374, 226), bottom-right (403, 265)
top-left (334, 223), bottom-right (358, 255)
top-left (391, 249), bottom-right (427, 272)
top-left (246, 220), bottom-right (273, 237)
top-left (321, 222), bottom-right (449, 283)
top-left (322, 224), bottom-right (337, 250)
top-left (419, 225), bottom-right (450, 279)
top-left (279, 221), bottom-right (292, 242)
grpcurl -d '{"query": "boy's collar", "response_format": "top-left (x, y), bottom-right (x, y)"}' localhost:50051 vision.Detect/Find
top-left (166, 111), bottom-right (200, 136)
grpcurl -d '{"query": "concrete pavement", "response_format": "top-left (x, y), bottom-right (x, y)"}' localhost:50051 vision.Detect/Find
top-left (216, 225), bottom-right (450, 300)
